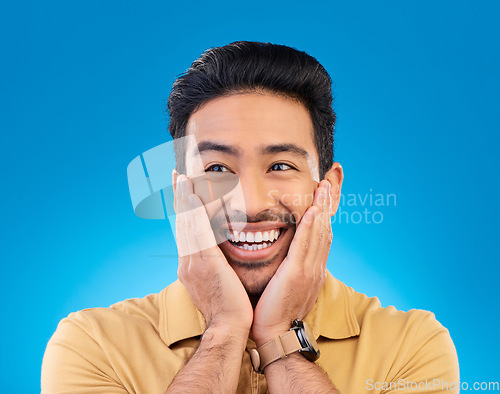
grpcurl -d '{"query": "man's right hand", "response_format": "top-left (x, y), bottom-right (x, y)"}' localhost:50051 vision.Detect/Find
top-left (174, 173), bottom-right (253, 335)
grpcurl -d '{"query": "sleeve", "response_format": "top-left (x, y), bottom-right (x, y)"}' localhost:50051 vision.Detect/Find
top-left (385, 311), bottom-right (460, 394)
top-left (41, 312), bottom-right (128, 394)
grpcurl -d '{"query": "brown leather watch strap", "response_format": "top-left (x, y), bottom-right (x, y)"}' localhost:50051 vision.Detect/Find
top-left (250, 331), bottom-right (303, 373)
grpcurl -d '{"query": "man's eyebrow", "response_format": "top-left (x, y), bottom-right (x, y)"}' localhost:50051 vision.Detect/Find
top-left (194, 141), bottom-right (241, 156)
top-left (260, 143), bottom-right (309, 159)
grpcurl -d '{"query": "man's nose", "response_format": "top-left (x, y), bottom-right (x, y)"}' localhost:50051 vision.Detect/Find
top-left (227, 174), bottom-right (276, 218)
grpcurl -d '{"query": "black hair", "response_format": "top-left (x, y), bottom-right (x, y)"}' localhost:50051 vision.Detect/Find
top-left (167, 41), bottom-right (335, 179)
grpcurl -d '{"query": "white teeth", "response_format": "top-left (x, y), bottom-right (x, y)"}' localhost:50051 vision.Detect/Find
top-left (228, 229), bottom-right (282, 245)
top-left (263, 242), bottom-right (268, 248)
top-left (257, 244), bottom-right (263, 250)
top-left (243, 244), bottom-right (249, 250)
top-left (263, 231), bottom-right (269, 241)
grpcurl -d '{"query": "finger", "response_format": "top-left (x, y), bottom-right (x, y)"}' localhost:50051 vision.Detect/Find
top-left (316, 216), bottom-right (332, 280)
top-left (285, 206), bottom-right (317, 268)
top-left (286, 181), bottom-right (329, 270)
top-left (176, 175), bottom-right (203, 257)
top-left (189, 193), bottom-right (219, 253)
top-left (297, 181), bottom-right (330, 287)
top-left (176, 174), bottom-right (197, 214)
top-left (316, 181), bottom-right (332, 277)
top-left (176, 213), bottom-right (191, 259)
top-left (320, 230), bottom-right (331, 272)
top-left (175, 174), bottom-right (196, 258)
top-left (303, 182), bottom-right (329, 268)
top-left (184, 208), bottom-right (204, 259)
top-left (320, 181), bottom-right (332, 254)
top-left (175, 174), bottom-right (188, 214)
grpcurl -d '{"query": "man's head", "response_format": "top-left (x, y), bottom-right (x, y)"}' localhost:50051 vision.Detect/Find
top-left (169, 42), bottom-right (342, 298)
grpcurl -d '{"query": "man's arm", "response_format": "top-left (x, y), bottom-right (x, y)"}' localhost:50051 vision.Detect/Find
top-left (167, 174), bottom-right (253, 393)
top-left (264, 353), bottom-right (339, 394)
top-left (166, 325), bottom-right (248, 393)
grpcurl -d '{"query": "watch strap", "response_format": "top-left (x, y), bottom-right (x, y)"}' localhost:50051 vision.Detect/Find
top-left (250, 331), bottom-right (302, 373)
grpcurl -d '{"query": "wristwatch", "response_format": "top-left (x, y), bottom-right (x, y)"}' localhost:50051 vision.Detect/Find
top-left (250, 319), bottom-right (320, 373)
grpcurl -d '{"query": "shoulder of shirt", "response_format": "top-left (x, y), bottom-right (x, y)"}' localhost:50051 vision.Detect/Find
top-left (346, 285), bottom-right (448, 334)
top-left (56, 288), bottom-right (165, 338)
top-left (332, 282), bottom-right (459, 381)
top-left (338, 282), bottom-right (453, 358)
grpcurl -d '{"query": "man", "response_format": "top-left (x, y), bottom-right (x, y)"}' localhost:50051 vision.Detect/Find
top-left (42, 41), bottom-right (459, 393)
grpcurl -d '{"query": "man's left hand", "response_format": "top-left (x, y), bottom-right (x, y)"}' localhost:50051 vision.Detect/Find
top-left (252, 180), bottom-right (333, 345)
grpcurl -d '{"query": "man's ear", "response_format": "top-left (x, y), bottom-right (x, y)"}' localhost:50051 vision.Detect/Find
top-left (324, 162), bottom-right (343, 217)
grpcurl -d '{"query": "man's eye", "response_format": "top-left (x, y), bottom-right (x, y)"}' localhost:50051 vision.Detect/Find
top-left (206, 164), bottom-right (230, 172)
top-left (269, 163), bottom-right (294, 172)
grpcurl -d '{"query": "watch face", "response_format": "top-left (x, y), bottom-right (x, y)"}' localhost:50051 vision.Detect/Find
top-left (295, 320), bottom-right (320, 361)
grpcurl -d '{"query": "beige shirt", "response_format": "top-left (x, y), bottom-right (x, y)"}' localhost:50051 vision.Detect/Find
top-left (42, 272), bottom-right (459, 393)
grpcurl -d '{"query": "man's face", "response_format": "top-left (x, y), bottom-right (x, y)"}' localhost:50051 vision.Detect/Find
top-left (184, 92), bottom-right (320, 298)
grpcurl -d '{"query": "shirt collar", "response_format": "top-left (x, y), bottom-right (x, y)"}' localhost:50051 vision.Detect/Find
top-left (159, 280), bottom-right (206, 346)
top-left (159, 271), bottom-right (360, 347)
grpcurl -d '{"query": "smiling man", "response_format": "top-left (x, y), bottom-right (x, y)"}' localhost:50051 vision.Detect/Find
top-left (42, 42), bottom-right (459, 393)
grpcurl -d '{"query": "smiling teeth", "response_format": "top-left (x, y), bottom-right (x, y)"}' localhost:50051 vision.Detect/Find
top-left (226, 229), bottom-right (281, 243)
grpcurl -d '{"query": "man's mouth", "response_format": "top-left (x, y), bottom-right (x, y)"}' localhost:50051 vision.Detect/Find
top-left (225, 229), bottom-right (282, 251)
top-left (219, 225), bottom-right (289, 263)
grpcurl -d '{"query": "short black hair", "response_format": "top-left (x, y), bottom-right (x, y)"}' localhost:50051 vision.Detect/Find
top-left (167, 41), bottom-right (335, 179)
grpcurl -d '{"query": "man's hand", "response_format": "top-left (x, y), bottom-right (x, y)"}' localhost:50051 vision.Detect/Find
top-left (167, 173), bottom-right (253, 393)
top-left (175, 174), bottom-right (253, 334)
top-left (252, 180), bottom-right (332, 345)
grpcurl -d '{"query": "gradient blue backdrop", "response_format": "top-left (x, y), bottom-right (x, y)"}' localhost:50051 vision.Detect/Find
top-left (1, 1), bottom-right (499, 392)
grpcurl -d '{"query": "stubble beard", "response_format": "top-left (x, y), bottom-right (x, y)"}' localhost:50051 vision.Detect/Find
top-left (221, 243), bottom-right (289, 307)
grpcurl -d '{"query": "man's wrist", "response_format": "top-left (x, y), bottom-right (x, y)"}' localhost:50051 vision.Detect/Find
top-left (204, 324), bottom-right (250, 346)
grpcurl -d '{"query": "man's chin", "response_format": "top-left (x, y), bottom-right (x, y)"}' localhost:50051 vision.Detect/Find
top-left (237, 269), bottom-right (275, 301)
top-left (223, 253), bottom-right (282, 300)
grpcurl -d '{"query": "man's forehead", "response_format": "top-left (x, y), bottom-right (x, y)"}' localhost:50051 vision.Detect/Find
top-left (185, 92), bottom-right (314, 137)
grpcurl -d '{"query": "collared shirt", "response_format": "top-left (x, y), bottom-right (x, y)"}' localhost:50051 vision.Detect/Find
top-left (42, 272), bottom-right (459, 393)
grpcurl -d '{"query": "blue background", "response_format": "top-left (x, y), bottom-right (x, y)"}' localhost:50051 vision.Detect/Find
top-left (1, 1), bottom-right (499, 391)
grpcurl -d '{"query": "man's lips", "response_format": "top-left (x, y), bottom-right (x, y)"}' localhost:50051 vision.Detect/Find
top-left (219, 226), bottom-right (290, 262)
